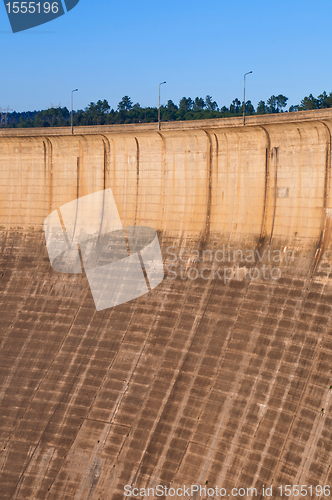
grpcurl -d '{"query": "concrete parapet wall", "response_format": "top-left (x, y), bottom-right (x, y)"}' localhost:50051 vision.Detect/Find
top-left (0, 110), bottom-right (331, 246)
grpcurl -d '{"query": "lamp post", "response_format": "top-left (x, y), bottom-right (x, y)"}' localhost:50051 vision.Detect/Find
top-left (71, 89), bottom-right (78, 134)
top-left (243, 72), bottom-right (252, 126)
top-left (158, 81), bottom-right (166, 130)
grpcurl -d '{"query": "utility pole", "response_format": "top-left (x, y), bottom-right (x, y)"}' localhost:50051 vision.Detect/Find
top-left (243, 71), bottom-right (252, 126)
top-left (158, 81), bottom-right (166, 130)
top-left (71, 89), bottom-right (78, 134)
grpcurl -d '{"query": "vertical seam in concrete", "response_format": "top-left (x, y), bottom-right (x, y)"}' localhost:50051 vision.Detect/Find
top-left (96, 137), bottom-right (111, 240)
top-left (69, 157), bottom-right (80, 247)
top-left (99, 135), bottom-right (111, 188)
top-left (228, 142), bottom-right (238, 247)
top-left (56, 208), bottom-right (71, 251)
top-left (134, 137), bottom-right (139, 227)
top-left (96, 188), bottom-right (106, 257)
top-left (213, 132), bottom-right (219, 158)
top-left (202, 130), bottom-right (212, 247)
top-left (157, 132), bottom-right (166, 239)
top-left (138, 251), bottom-right (152, 292)
top-left (76, 155), bottom-right (80, 202)
top-left (8, 138), bottom-right (23, 258)
top-left (43, 140), bottom-right (46, 170)
top-left (269, 147), bottom-right (278, 246)
top-left (319, 120), bottom-right (331, 211)
top-left (43, 137), bottom-right (53, 212)
top-left (311, 121), bottom-right (332, 275)
top-left (16, 140), bottom-right (22, 231)
top-left (258, 126), bottom-right (271, 244)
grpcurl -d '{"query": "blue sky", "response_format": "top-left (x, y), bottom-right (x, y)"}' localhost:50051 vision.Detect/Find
top-left (1, 0), bottom-right (331, 112)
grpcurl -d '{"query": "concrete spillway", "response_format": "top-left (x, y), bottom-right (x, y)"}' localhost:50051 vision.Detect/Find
top-left (1, 109), bottom-right (332, 499)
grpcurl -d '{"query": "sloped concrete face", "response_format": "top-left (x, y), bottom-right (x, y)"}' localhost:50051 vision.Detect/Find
top-left (0, 111), bottom-right (332, 500)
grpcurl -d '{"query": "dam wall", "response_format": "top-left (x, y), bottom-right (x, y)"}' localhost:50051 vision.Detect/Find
top-left (1, 110), bottom-right (332, 500)
top-left (1, 109), bottom-right (331, 245)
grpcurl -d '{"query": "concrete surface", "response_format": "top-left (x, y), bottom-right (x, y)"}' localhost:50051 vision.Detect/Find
top-left (1, 109), bottom-right (332, 499)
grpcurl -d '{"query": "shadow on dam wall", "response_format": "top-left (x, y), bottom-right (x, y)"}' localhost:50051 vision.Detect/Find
top-left (0, 110), bottom-right (332, 499)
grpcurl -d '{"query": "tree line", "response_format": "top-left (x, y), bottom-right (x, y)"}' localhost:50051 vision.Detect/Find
top-left (1, 90), bottom-right (332, 128)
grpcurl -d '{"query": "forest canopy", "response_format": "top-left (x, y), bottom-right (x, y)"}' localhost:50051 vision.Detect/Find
top-left (1, 91), bottom-right (331, 128)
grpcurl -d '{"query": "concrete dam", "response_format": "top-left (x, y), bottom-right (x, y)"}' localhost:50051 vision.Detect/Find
top-left (0, 109), bottom-right (332, 500)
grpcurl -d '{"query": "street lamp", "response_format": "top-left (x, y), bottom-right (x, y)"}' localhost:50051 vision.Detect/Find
top-left (243, 72), bottom-right (252, 126)
top-left (71, 88), bottom-right (78, 134)
top-left (158, 81), bottom-right (166, 130)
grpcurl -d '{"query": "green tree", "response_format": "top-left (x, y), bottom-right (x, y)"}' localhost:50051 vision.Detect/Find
top-left (118, 96), bottom-right (133, 111)
top-left (84, 100), bottom-right (110, 125)
top-left (257, 100), bottom-right (267, 114)
top-left (166, 100), bottom-right (178, 110)
top-left (219, 106), bottom-right (229, 114)
top-left (33, 113), bottom-right (44, 127)
top-left (193, 97), bottom-right (205, 110)
top-left (205, 95), bottom-right (218, 111)
top-left (276, 94), bottom-right (288, 112)
top-left (317, 91), bottom-right (332, 108)
top-left (179, 97), bottom-right (193, 111)
top-left (266, 95), bottom-right (288, 113)
top-left (245, 100), bottom-right (255, 114)
top-left (19, 115), bottom-right (28, 127)
top-left (266, 95), bottom-right (278, 113)
top-left (299, 93), bottom-right (318, 110)
top-left (230, 98), bottom-right (241, 114)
